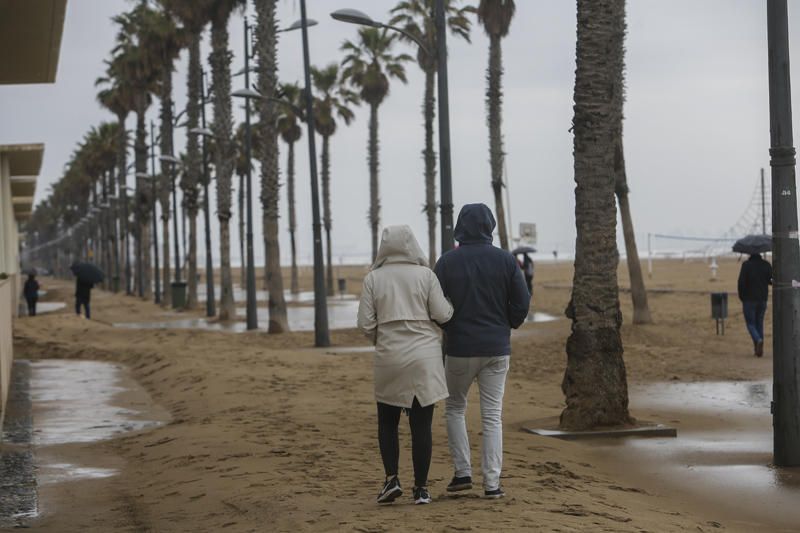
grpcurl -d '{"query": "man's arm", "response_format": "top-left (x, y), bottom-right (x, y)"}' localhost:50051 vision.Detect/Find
top-left (356, 273), bottom-right (378, 344)
top-left (508, 259), bottom-right (531, 329)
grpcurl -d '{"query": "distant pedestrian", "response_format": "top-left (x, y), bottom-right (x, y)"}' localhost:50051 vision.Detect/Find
top-left (23, 273), bottom-right (39, 316)
top-left (75, 279), bottom-right (93, 319)
top-left (434, 204), bottom-right (531, 499)
top-left (357, 225), bottom-right (453, 506)
top-left (737, 253), bottom-right (772, 357)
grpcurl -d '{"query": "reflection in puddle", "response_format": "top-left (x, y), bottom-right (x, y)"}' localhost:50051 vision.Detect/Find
top-left (114, 303), bottom-right (560, 333)
top-left (38, 463), bottom-right (118, 486)
top-left (590, 380), bottom-right (800, 532)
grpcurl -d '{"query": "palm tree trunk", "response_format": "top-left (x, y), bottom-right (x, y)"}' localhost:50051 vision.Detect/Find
top-left (288, 141), bottom-right (300, 294)
top-left (487, 34), bottom-right (509, 250)
top-left (238, 173), bottom-right (245, 288)
top-left (209, 16), bottom-right (236, 321)
top-left (423, 68), bottom-right (437, 266)
top-left (135, 104), bottom-right (152, 300)
top-left (116, 112), bottom-right (130, 295)
top-left (159, 56), bottom-right (176, 308)
top-left (615, 141), bottom-right (652, 325)
top-left (321, 135), bottom-right (333, 296)
top-left (561, 0), bottom-right (631, 431)
top-left (255, 0), bottom-right (288, 333)
top-left (183, 34), bottom-right (202, 310)
top-left (369, 102), bottom-right (380, 263)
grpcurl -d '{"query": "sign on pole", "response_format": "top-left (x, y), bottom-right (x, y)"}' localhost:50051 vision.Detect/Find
top-left (519, 223), bottom-right (537, 246)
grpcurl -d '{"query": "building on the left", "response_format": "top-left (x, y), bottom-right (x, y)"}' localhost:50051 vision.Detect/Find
top-left (0, 0), bottom-right (67, 429)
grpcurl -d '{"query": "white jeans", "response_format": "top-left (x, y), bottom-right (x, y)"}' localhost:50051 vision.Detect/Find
top-left (444, 355), bottom-right (509, 491)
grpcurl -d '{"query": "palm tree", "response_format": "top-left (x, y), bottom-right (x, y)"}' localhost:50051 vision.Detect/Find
top-left (561, 0), bottom-right (631, 431)
top-left (276, 82), bottom-right (303, 295)
top-left (253, 0), bottom-right (289, 332)
top-left (389, 0), bottom-right (473, 265)
top-left (611, 3), bottom-right (651, 325)
top-left (311, 64), bottom-right (358, 295)
top-left (96, 80), bottom-right (134, 293)
top-left (234, 122), bottom-right (249, 290)
top-left (477, 0), bottom-right (515, 250)
top-left (157, 0), bottom-right (198, 309)
top-left (340, 28), bottom-right (412, 262)
top-left (208, 0), bottom-right (245, 321)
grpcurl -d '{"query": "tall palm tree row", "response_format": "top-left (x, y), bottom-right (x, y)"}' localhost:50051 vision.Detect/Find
top-left (477, 0), bottom-right (515, 250)
top-left (208, 0), bottom-right (245, 321)
top-left (389, 0), bottom-right (474, 265)
top-left (611, 2), bottom-right (651, 325)
top-left (96, 81), bottom-right (134, 293)
top-left (561, 0), bottom-right (631, 431)
top-left (310, 64), bottom-right (358, 295)
top-left (254, 0), bottom-right (289, 332)
top-left (276, 82), bottom-right (303, 295)
top-left (341, 28), bottom-right (412, 262)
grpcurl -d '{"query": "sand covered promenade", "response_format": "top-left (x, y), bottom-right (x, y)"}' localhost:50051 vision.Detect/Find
top-left (7, 259), bottom-right (791, 532)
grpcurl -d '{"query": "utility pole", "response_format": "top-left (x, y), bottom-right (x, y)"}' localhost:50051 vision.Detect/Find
top-left (435, 0), bottom-right (454, 253)
top-left (766, 0), bottom-right (800, 467)
top-left (300, 0), bottom-right (330, 347)
top-left (761, 167), bottom-right (767, 235)
top-left (149, 122), bottom-right (161, 304)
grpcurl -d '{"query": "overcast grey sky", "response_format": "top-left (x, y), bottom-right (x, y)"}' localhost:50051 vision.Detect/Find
top-left (1, 0), bottom-right (796, 265)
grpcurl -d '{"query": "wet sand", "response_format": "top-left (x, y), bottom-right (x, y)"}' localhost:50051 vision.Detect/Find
top-left (8, 257), bottom-right (793, 532)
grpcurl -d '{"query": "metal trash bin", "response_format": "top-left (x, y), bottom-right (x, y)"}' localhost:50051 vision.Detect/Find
top-left (711, 292), bottom-right (728, 335)
top-left (338, 278), bottom-right (347, 295)
top-left (171, 281), bottom-right (187, 309)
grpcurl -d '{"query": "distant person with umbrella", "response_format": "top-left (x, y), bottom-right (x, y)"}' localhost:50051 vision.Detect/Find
top-left (23, 272), bottom-right (40, 316)
top-left (512, 246), bottom-right (536, 295)
top-left (734, 235), bottom-right (773, 357)
top-left (70, 262), bottom-right (104, 320)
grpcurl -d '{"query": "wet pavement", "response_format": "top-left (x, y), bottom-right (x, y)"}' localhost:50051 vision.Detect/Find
top-left (0, 359), bottom-right (168, 528)
top-left (587, 380), bottom-right (800, 532)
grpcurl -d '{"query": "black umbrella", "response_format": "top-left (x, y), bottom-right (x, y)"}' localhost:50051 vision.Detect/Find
top-left (732, 234), bottom-right (772, 255)
top-left (70, 262), bottom-right (105, 284)
top-left (512, 246), bottom-right (537, 255)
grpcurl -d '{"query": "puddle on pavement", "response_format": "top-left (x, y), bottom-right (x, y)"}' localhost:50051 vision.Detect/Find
top-left (585, 380), bottom-right (800, 532)
top-left (0, 359), bottom-right (168, 527)
top-left (114, 302), bottom-right (560, 333)
top-left (37, 302), bottom-right (66, 314)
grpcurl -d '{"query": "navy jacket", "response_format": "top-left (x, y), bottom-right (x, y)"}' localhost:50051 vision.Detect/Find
top-left (434, 204), bottom-right (531, 357)
top-left (738, 254), bottom-right (772, 302)
top-left (23, 278), bottom-right (39, 299)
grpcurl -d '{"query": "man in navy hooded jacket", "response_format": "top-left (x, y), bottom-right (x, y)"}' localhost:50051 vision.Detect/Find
top-left (434, 203), bottom-right (530, 498)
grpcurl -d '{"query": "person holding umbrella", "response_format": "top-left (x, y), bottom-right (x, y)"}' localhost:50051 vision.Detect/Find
top-left (70, 262), bottom-right (104, 320)
top-left (734, 235), bottom-right (773, 357)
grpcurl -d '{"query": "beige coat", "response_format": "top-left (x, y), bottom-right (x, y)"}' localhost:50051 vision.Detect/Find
top-left (357, 226), bottom-right (453, 408)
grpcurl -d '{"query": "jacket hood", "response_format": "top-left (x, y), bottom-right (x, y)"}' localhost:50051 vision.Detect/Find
top-left (454, 203), bottom-right (496, 245)
top-left (372, 225), bottom-right (428, 270)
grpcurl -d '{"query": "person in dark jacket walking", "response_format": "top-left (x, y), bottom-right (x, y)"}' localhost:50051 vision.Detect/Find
top-left (23, 273), bottom-right (40, 316)
top-left (434, 203), bottom-right (530, 499)
top-left (738, 253), bottom-right (772, 357)
top-left (75, 279), bottom-right (93, 319)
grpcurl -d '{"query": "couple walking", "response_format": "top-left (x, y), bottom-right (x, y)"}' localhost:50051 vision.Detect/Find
top-left (357, 203), bottom-right (531, 505)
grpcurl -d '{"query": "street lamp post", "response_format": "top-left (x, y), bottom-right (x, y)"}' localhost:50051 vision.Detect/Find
top-left (231, 17), bottom-right (258, 331)
top-left (160, 154), bottom-right (182, 284)
top-left (330, 4), bottom-right (455, 253)
top-left (766, 0), bottom-right (800, 467)
top-left (189, 69), bottom-right (217, 318)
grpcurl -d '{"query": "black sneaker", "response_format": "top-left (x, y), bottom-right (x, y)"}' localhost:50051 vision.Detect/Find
top-left (413, 486), bottom-right (432, 505)
top-left (446, 475), bottom-right (473, 492)
top-left (377, 476), bottom-right (402, 504)
top-left (484, 487), bottom-right (505, 499)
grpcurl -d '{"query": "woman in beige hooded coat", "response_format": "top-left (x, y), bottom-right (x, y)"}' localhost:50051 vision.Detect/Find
top-left (357, 225), bottom-right (453, 505)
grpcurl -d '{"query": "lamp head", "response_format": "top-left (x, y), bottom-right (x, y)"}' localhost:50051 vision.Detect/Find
top-left (330, 9), bottom-right (380, 27)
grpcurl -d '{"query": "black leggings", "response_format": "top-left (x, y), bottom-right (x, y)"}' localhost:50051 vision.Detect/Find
top-left (377, 398), bottom-right (434, 488)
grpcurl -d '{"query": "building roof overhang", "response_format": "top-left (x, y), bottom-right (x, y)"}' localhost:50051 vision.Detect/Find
top-left (1, 144), bottom-right (44, 222)
top-left (0, 0), bottom-right (67, 84)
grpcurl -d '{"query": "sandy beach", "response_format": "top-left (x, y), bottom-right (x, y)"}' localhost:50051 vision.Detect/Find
top-left (8, 257), bottom-right (792, 532)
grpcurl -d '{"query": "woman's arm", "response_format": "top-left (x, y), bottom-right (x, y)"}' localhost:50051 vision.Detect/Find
top-left (428, 271), bottom-right (454, 326)
top-left (357, 273), bottom-right (378, 344)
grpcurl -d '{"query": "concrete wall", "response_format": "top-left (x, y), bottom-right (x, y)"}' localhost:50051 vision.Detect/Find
top-left (0, 278), bottom-right (13, 431)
